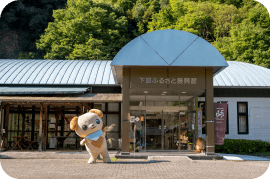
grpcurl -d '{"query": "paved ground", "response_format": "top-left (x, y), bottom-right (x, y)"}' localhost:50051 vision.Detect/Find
top-left (1, 150), bottom-right (270, 161)
top-left (216, 153), bottom-right (270, 161)
top-left (1, 156), bottom-right (270, 179)
top-left (1, 151), bottom-right (270, 179)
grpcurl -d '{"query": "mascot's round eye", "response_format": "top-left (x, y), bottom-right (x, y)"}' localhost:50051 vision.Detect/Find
top-left (96, 119), bottom-right (100, 124)
top-left (82, 125), bottom-right (88, 131)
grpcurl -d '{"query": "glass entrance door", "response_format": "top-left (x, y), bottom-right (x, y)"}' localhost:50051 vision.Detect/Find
top-left (163, 112), bottom-right (179, 150)
top-left (129, 100), bottom-right (197, 152)
top-left (146, 117), bottom-right (162, 150)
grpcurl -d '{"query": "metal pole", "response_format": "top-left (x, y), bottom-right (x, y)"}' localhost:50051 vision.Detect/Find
top-left (134, 125), bottom-right (136, 155)
top-left (144, 95), bottom-right (146, 152)
top-left (179, 95), bottom-right (181, 152)
top-left (161, 110), bottom-right (164, 151)
top-left (195, 96), bottom-right (198, 144)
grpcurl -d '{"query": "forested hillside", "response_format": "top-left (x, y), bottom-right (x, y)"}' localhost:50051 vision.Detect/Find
top-left (0, 0), bottom-right (269, 68)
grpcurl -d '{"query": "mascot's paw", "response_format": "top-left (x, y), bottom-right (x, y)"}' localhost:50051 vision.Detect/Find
top-left (88, 158), bottom-right (96, 164)
top-left (80, 139), bottom-right (86, 146)
top-left (103, 124), bottom-right (116, 133)
top-left (103, 157), bottom-right (111, 163)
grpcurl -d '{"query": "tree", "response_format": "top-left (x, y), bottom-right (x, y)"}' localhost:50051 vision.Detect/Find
top-left (0, 0), bottom-right (67, 59)
top-left (212, 22), bottom-right (270, 68)
top-left (36, 0), bottom-right (130, 60)
top-left (127, 0), bottom-right (162, 36)
top-left (148, 1), bottom-right (241, 42)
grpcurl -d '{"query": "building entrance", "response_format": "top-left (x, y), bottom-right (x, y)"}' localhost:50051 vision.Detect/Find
top-left (130, 99), bottom-right (196, 152)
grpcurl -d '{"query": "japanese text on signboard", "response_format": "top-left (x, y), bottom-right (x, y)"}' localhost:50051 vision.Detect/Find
top-left (139, 77), bottom-right (197, 84)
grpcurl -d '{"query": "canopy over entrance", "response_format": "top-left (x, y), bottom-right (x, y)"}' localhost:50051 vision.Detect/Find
top-left (111, 29), bottom-right (228, 84)
top-left (111, 29), bottom-right (228, 155)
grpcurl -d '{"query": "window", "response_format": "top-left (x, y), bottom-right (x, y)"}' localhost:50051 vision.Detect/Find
top-left (237, 102), bottom-right (248, 134)
top-left (108, 103), bottom-right (119, 112)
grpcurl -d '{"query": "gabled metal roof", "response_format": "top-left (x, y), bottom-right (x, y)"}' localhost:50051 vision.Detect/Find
top-left (1, 60), bottom-right (269, 88)
top-left (111, 29), bottom-right (228, 84)
top-left (214, 61), bottom-right (270, 87)
top-left (0, 60), bottom-right (115, 85)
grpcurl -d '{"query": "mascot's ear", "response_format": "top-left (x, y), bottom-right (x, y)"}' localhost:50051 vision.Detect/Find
top-left (89, 109), bottom-right (103, 118)
top-left (70, 117), bottom-right (78, 131)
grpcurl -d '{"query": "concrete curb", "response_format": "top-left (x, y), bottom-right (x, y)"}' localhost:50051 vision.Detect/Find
top-left (0, 151), bottom-right (117, 159)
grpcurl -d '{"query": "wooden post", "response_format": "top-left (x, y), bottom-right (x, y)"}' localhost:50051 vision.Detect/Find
top-left (55, 107), bottom-right (59, 137)
top-left (22, 107), bottom-right (25, 137)
top-left (31, 106), bottom-right (35, 141)
top-left (4, 104), bottom-right (9, 149)
top-left (0, 103), bottom-right (3, 151)
top-left (38, 105), bottom-right (43, 152)
top-left (79, 104), bottom-right (83, 152)
top-left (205, 68), bottom-right (215, 155)
top-left (121, 68), bottom-right (130, 154)
top-left (43, 105), bottom-right (48, 151)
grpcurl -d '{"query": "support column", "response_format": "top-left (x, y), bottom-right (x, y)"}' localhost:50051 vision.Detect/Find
top-left (38, 105), bottom-right (43, 152)
top-left (22, 107), bottom-right (25, 137)
top-left (195, 96), bottom-right (198, 140)
top-left (4, 105), bottom-right (9, 149)
top-left (55, 107), bottom-right (59, 137)
top-left (31, 106), bottom-right (35, 141)
top-left (0, 103), bottom-right (3, 151)
top-left (161, 110), bottom-right (164, 151)
top-left (121, 68), bottom-right (130, 154)
top-left (205, 68), bottom-right (215, 155)
top-left (43, 105), bottom-right (48, 151)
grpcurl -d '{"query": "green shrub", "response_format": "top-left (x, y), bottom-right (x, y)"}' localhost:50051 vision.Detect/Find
top-left (215, 139), bottom-right (270, 154)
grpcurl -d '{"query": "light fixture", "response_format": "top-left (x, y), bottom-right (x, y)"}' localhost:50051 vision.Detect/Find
top-left (144, 91), bottom-right (148, 93)
top-left (182, 92), bottom-right (186, 93)
top-left (163, 91), bottom-right (167, 93)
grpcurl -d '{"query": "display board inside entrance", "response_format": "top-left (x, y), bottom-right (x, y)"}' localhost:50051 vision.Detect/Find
top-left (130, 67), bottom-right (205, 89)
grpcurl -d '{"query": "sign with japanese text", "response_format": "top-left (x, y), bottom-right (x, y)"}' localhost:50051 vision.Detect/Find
top-left (139, 77), bottom-right (197, 85)
top-left (129, 67), bottom-right (205, 89)
top-left (214, 103), bottom-right (227, 145)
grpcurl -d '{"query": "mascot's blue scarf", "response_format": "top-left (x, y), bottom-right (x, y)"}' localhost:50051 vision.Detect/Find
top-left (85, 130), bottom-right (102, 141)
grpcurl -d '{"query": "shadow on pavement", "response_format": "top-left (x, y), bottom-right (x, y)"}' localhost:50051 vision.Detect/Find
top-left (0, 155), bottom-right (14, 159)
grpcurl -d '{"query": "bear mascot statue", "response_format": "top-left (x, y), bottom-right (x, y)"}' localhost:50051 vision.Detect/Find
top-left (70, 109), bottom-right (114, 164)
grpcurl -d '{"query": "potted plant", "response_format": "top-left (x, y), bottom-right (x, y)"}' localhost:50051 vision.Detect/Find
top-left (152, 139), bottom-right (157, 149)
top-left (185, 130), bottom-right (194, 143)
top-left (129, 143), bottom-right (133, 152)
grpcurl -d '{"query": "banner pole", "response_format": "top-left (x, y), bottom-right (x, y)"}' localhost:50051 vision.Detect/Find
top-left (179, 95), bottom-right (181, 152)
top-left (196, 97), bottom-right (198, 141)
